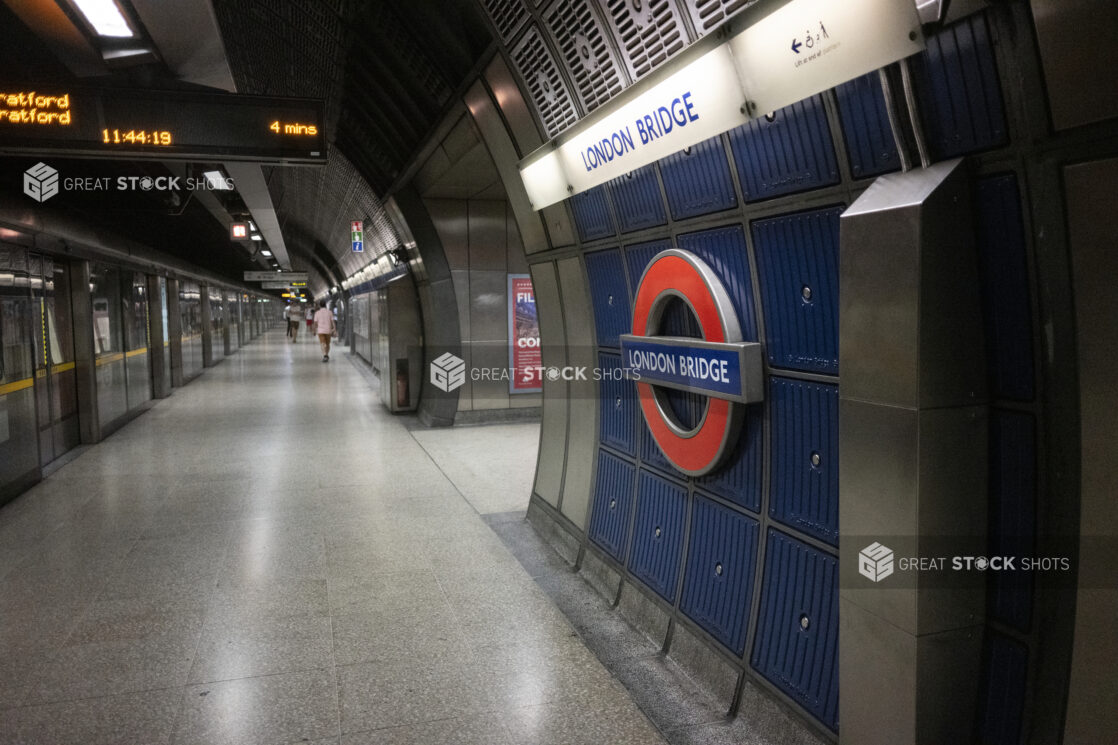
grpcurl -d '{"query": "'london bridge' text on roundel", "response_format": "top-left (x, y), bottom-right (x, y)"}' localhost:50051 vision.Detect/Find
top-left (620, 249), bottom-right (764, 476)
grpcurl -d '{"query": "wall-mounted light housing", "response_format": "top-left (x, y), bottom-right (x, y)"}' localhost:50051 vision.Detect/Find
top-left (230, 222), bottom-right (248, 240)
top-left (203, 170), bottom-right (232, 191)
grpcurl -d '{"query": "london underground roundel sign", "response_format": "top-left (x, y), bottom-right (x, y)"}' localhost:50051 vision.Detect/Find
top-left (620, 249), bottom-right (763, 476)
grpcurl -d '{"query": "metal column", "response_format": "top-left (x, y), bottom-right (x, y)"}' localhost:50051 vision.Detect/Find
top-left (838, 159), bottom-right (988, 745)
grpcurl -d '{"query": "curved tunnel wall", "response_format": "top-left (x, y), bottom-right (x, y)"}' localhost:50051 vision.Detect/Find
top-left (453, 1), bottom-right (1091, 741)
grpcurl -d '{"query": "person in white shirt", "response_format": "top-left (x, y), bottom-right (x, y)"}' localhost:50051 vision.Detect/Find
top-left (284, 304), bottom-right (299, 342)
top-left (314, 300), bottom-right (337, 362)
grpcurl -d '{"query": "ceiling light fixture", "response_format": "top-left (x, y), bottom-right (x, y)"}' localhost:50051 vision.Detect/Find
top-left (251, 234), bottom-right (262, 241)
top-left (261, 250), bottom-right (273, 257)
top-left (71, 0), bottom-right (135, 38)
top-left (202, 170), bottom-right (232, 190)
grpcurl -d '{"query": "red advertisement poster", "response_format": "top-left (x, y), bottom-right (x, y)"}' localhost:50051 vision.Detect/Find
top-left (508, 274), bottom-right (541, 393)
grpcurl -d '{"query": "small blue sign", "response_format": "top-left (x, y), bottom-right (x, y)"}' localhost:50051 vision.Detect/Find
top-left (621, 335), bottom-right (757, 402)
top-left (352, 240), bottom-right (363, 253)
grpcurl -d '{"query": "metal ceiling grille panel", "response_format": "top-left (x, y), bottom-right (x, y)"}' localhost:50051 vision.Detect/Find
top-left (544, 0), bottom-right (625, 113)
top-left (511, 25), bottom-right (580, 136)
top-left (604, 0), bottom-right (690, 79)
top-left (684, 0), bottom-right (758, 36)
top-left (480, 0), bottom-right (530, 42)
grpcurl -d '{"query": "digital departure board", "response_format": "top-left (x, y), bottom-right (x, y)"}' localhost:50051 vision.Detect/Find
top-left (0, 86), bottom-right (326, 164)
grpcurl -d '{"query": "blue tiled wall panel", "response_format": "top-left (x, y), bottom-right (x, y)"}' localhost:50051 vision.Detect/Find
top-left (585, 248), bottom-right (631, 347)
top-left (751, 529), bottom-right (839, 732)
top-left (989, 409), bottom-right (1036, 632)
top-left (977, 633), bottom-right (1029, 745)
top-left (911, 14), bottom-right (1007, 160)
top-left (695, 403), bottom-right (763, 513)
top-left (588, 450), bottom-right (636, 561)
top-left (627, 470), bottom-right (688, 602)
top-left (599, 352), bottom-right (637, 456)
top-left (752, 207), bottom-right (841, 374)
top-left (639, 416), bottom-right (675, 475)
top-left (728, 95), bottom-right (839, 203)
top-left (679, 496), bottom-right (760, 655)
top-left (659, 135), bottom-right (738, 220)
top-left (623, 238), bottom-right (672, 298)
top-left (676, 226), bottom-right (760, 342)
top-left (606, 164), bottom-right (667, 233)
top-left (975, 173), bottom-right (1034, 401)
top-left (570, 186), bottom-right (615, 242)
top-left (834, 72), bottom-right (901, 179)
top-left (768, 378), bottom-right (839, 545)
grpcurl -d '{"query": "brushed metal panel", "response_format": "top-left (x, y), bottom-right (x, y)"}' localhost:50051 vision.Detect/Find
top-left (840, 400), bottom-right (986, 636)
top-left (840, 158), bottom-right (986, 409)
top-left (839, 599), bottom-right (982, 745)
top-left (541, 203), bottom-right (576, 250)
top-left (558, 256), bottom-right (597, 529)
top-left (464, 80), bottom-right (549, 253)
top-left (484, 55), bottom-right (544, 155)
top-left (468, 201), bottom-right (509, 272)
top-left (507, 206), bottom-right (530, 273)
top-left (426, 199), bottom-right (470, 270)
top-left (1064, 157), bottom-right (1118, 745)
top-left (531, 262), bottom-right (567, 507)
top-left (1032, 0), bottom-right (1118, 130)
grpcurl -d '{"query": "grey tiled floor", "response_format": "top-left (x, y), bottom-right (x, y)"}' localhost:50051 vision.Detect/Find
top-left (0, 330), bottom-right (664, 745)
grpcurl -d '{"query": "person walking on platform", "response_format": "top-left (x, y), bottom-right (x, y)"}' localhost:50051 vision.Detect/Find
top-left (314, 300), bottom-right (337, 362)
top-left (284, 303), bottom-right (299, 342)
top-left (305, 305), bottom-right (314, 337)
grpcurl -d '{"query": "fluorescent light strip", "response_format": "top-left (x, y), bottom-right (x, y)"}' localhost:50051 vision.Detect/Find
top-left (72, 0), bottom-right (135, 38)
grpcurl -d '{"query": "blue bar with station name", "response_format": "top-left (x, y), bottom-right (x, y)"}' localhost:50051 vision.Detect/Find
top-left (620, 336), bottom-right (744, 400)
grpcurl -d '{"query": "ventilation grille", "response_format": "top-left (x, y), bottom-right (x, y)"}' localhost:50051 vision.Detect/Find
top-left (604, 0), bottom-right (689, 79)
top-left (480, 0), bottom-right (530, 42)
top-left (545, 0), bottom-right (625, 113)
top-left (684, 0), bottom-right (758, 36)
top-left (512, 25), bottom-right (580, 136)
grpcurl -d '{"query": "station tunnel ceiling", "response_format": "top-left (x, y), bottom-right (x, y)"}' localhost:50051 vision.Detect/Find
top-left (0, 0), bottom-right (494, 296)
top-left (210, 0), bottom-right (494, 292)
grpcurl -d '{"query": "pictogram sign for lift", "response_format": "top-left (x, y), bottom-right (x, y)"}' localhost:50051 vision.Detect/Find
top-left (620, 249), bottom-right (764, 476)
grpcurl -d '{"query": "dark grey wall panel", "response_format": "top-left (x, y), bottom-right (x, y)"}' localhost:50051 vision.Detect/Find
top-left (558, 256), bottom-right (597, 528)
top-left (602, 0), bottom-right (690, 80)
top-left (511, 24), bottom-right (580, 137)
top-left (531, 261), bottom-right (567, 507)
top-left (544, 0), bottom-right (626, 114)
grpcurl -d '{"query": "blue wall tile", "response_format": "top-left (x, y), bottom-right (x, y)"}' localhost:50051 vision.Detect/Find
top-left (589, 449), bottom-right (637, 561)
top-left (607, 164), bottom-right (667, 233)
top-left (975, 173), bottom-right (1034, 401)
top-left (680, 496), bottom-right (760, 655)
top-left (628, 470), bottom-right (688, 602)
top-left (599, 352), bottom-right (637, 456)
top-left (570, 186), bottom-right (615, 242)
top-left (768, 378), bottom-right (839, 545)
top-left (751, 529), bottom-right (839, 731)
top-left (695, 403), bottom-right (763, 514)
top-left (728, 95), bottom-right (839, 203)
top-left (676, 225), bottom-right (759, 343)
top-left (585, 248), bottom-right (631, 347)
top-left (659, 135), bottom-right (738, 220)
top-left (834, 72), bottom-right (900, 178)
top-left (989, 409), bottom-right (1035, 632)
top-left (977, 632), bottom-right (1029, 745)
top-left (912, 14), bottom-right (1007, 159)
top-left (752, 207), bottom-right (842, 375)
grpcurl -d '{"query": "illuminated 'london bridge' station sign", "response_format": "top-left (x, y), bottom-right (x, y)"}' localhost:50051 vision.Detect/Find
top-left (0, 87), bottom-right (325, 164)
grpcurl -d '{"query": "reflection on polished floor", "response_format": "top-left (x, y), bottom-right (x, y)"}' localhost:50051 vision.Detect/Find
top-left (0, 331), bottom-right (664, 745)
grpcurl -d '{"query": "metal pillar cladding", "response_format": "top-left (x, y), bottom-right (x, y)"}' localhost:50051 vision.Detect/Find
top-left (837, 158), bottom-right (988, 745)
top-left (200, 285), bottom-right (213, 367)
top-left (166, 278), bottom-right (184, 388)
top-left (146, 275), bottom-right (169, 399)
top-left (69, 258), bottom-right (101, 444)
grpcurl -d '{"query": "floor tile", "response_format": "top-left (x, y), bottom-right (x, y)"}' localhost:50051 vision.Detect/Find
top-left (189, 613), bottom-right (333, 683)
top-left (0, 688), bottom-right (183, 745)
top-left (174, 668), bottom-right (338, 745)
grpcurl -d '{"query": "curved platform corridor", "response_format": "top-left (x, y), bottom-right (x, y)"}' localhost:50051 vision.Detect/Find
top-left (0, 331), bottom-right (661, 745)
